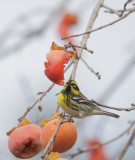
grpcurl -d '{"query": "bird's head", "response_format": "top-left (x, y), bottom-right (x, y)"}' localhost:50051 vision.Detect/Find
top-left (62, 80), bottom-right (80, 94)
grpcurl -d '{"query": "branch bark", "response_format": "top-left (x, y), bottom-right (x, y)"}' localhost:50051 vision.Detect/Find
top-left (90, 99), bottom-right (135, 111)
top-left (62, 7), bottom-right (135, 40)
top-left (116, 128), bottom-right (135, 160)
top-left (102, 4), bottom-right (121, 16)
top-left (40, 116), bottom-right (64, 160)
top-left (81, 57), bottom-right (101, 79)
top-left (18, 60), bottom-right (74, 122)
top-left (40, 1), bottom-right (105, 159)
top-left (18, 83), bottom-right (55, 122)
top-left (70, 0), bottom-right (104, 80)
top-left (68, 120), bottom-right (135, 158)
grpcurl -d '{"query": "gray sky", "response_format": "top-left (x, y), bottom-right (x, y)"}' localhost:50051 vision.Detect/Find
top-left (0, 0), bottom-right (135, 159)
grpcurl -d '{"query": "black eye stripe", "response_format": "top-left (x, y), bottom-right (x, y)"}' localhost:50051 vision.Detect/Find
top-left (71, 84), bottom-right (79, 91)
top-left (71, 84), bottom-right (77, 87)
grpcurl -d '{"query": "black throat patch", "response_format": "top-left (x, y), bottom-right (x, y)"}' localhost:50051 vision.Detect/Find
top-left (62, 85), bottom-right (71, 95)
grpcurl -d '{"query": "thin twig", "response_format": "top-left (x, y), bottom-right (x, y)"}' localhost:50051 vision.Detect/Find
top-left (39, 55), bottom-right (74, 160)
top-left (89, 99), bottom-right (135, 111)
top-left (61, 118), bottom-right (74, 124)
top-left (98, 56), bottom-right (135, 102)
top-left (18, 83), bottom-right (55, 122)
top-left (67, 42), bottom-right (93, 54)
top-left (116, 128), bottom-right (135, 160)
top-left (40, 1), bottom-right (135, 159)
top-left (62, 7), bottom-right (135, 40)
top-left (38, 99), bottom-right (43, 111)
top-left (80, 96), bottom-right (135, 111)
top-left (55, 105), bottom-right (60, 114)
top-left (40, 115), bottom-right (64, 160)
top-left (120, 0), bottom-right (132, 16)
top-left (102, 4), bottom-right (121, 16)
top-left (40, 1), bottom-right (105, 159)
top-left (68, 120), bottom-right (135, 158)
top-left (81, 57), bottom-right (101, 79)
top-left (70, 0), bottom-right (104, 80)
top-left (18, 60), bottom-right (74, 122)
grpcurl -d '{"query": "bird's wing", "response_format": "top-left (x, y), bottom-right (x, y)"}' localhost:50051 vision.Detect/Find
top-left (70, 92), bottom-right (99, 111)
top-left (71, 92), bottom-right (87, 104)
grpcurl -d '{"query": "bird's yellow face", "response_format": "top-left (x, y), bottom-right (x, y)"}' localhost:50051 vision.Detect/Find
top-left (62, 80), bottom-right (80, 95)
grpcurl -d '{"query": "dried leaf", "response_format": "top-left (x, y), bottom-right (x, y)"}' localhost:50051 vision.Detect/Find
top-left (51, 42), bottom-right (64, 50)
top-left (41, 112), bottom-right (61, 128)
top-left (47, 152), bottom-right (60, 160)
top-left (7, 118), bottom-right (32, 136)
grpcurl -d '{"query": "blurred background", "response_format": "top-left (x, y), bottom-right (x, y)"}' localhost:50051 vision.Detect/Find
top-left (0, 0), bottom-right (135, 159)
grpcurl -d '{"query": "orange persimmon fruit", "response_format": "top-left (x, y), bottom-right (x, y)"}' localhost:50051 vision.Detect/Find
top-left (44, 42), bottom-right (76, 86)
top-left (87, 139), bottom-right (107, 160)
top-left (8, 124), bottom-right (42, 159)
top-left (40, 119), bottom-right (77, 153)
top-left (61, 13), bottom-right (78, 25)
top-left (59, 13), bottom-right (78, 43)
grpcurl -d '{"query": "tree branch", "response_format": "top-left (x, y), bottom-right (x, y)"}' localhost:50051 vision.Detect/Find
top-left (39, 1), bottom-right (135, 159)
top-left (65, 42), bottom-right (93, 54)
top-left (120, 0), bottom-right (132, 16)
top-left (116, 128), bottom-right (135, 160)
top-left (98, 56), bottom-right (135, 102)
top-left (18, 83), bottom-right (55, 122)
top-left (62, 7), bottom-right (135, 40)
top-left (81, 57), bottom-right (101, 79)
top-left (68, 120), bottom-right (135, 158)
top-left (40, 1), bottom-right (105, 159)
top-left (18, 60), bottom-right (74, 122)
top-left (102, 4), bottom-right (121, 16)
top-left (89, 99), bottom-right (135, 111)
top-left (40, 115), bottom-right (64, 160)
top-left (70, 0), bottom-right (104, 80)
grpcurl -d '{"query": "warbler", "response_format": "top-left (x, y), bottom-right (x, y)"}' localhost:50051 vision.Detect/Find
top-left (58, 80), bottom-right (119, 118)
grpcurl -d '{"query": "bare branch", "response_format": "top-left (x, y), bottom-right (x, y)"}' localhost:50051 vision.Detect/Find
top-left (18, 60), bottom-right (74, 122)
top-left (81, 57), bottom-right (101, 79)
top-left (40, 115), bottom-right (64, 160)
top-left (62, 7), bottom-right (135, 40)
top-left (102, 4), bottom-right (121, 16)
top-left (38, 99), bottom-right (43, 111)
top-left (68, 120), bottom-right (135, 158)
top-left (40, 1), bottom-right (105, 159)
top-left (116, 128), bottom-right (135, 160)
top-left (55, 105), bottom-right (60, 114)
top-left (90, 99), bottom-right (135, 111)
top-left (18, 83), bottom-right (55, 122)
top-left (70, 0), bottom-right (104, 80)
top-left (120, 0), bottom-right (132, 16)
top-left (74, 45), bottom-right (93, 53)
top-left (66, 42), bottom-right (93, 54)
top-left (98, 56), bottom-right (135, 102)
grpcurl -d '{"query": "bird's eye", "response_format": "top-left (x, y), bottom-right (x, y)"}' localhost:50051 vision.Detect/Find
top-left (72, 84), bottom-right (79, 91)
top-left (73, 85), bottom-right (76, 88)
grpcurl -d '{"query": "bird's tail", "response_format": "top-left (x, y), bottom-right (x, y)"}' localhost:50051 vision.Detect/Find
top-left (92, 109), bottom-right (120, 118)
